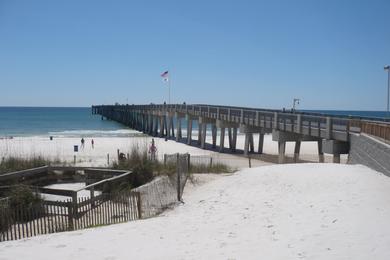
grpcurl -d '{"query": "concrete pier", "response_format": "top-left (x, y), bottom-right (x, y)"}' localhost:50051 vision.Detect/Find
top-left (92, 103), bottom-right (388, 166)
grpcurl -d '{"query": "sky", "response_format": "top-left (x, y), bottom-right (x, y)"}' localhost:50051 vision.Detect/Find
top-left (0, 0), bottom-right (389, 110)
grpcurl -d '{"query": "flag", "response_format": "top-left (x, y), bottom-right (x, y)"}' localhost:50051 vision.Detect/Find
top-left (161, 71), bottom-right (169, 82)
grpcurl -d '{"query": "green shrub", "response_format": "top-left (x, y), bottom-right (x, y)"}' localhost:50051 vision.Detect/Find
top-left (0, 185), bottom-right (43, 232)
top-left (190, 162), bottom-right (231, 173)
top-left (7, 185), bottom-right (42, 209)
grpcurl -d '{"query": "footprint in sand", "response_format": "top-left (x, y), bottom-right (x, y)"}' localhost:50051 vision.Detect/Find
top-left (55, 244), bottom-right (66, 248)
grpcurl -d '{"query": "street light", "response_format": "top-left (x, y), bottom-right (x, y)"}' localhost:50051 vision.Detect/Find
top-left (292, 98), bottom-right (300, 112)
top-left (385, 65), bottom-right (390, 113)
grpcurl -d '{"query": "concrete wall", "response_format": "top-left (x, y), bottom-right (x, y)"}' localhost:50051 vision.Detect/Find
top-left (348, 134), bottom-right (390, 177)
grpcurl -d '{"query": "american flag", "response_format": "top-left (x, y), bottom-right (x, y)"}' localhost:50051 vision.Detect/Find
top-left (161, 71), bottom-right (169, 82)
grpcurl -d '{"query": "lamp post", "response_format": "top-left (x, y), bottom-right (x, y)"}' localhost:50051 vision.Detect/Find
top-left (292, 98), bottom-right (300, 112)
top-left (385, 65), bottom-right (390, 114)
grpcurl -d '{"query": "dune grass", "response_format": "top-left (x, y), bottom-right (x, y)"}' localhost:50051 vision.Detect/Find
top-left (0, 156), bottom-right (62, 175)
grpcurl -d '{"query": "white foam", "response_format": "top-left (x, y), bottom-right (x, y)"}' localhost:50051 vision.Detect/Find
top-left (48, 129), bottom-right (143, 137)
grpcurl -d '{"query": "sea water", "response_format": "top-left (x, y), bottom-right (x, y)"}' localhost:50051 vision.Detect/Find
top-left (0, 107), bottom-right (136, 137)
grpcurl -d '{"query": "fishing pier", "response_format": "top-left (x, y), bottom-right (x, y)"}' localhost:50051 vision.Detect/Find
top-left (92, 104), bottom-right (390, 173)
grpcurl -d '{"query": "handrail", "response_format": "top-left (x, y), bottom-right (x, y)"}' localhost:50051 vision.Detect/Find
top-left (76, 171), bottom-right (132, 192)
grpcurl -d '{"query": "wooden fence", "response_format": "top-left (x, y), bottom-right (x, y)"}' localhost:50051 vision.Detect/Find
top-left (0, 191), bottom-right (141, 242)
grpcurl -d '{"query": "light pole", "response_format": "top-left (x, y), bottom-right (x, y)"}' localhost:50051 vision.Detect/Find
top-left (385, 65), bottom-right (390, 113)
top-left (292, 98), bottom-right (300, 112)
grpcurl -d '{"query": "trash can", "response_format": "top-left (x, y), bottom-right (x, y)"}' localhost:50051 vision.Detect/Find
top-left (74, 145), bottom-right (78, 152)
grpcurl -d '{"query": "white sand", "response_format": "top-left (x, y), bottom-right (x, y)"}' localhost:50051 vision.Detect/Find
top-left (0, 132), bottom-right (347, 168)
top-left (1, 163), bottom-right (390, 259)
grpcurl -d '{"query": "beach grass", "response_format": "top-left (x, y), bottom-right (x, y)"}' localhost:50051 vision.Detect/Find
top-left (0, 156), bottom-right (62, 174)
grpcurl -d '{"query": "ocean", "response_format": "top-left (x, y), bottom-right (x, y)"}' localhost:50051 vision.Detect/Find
top-left (0, 107), bottom-right (135, 137)
top-left (0, 107), bottom-right (388, 137)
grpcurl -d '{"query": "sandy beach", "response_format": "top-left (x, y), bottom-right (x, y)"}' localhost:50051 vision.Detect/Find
top-left (0, 131), bottom-right (347, 168)
top-left (1, 163), bottom-right (389, 260)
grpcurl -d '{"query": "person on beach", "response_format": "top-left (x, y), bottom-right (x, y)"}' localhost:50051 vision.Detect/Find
top-left (91, 139), bottom-right (94, 149)
top-left (149, 138), bottom-right (157, 160)
top-left (81, 138), bottom-right (85, 149)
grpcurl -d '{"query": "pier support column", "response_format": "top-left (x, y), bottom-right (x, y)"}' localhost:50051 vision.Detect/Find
top-left (228, 127), bottom-right (238, 151)
top-left (322, 139), bottom-right (349, 164)
top-left (149, 115), bottom-right (153, 135)
top-left (201, 123), bottom-right (207, 149)
top-left (170, 117), bottom-right (175, 138)
top-left (244, 133), bottom-right (250, 156)
top-left (258, 133), bottom-right (264, 154)
top-left (212, 124), bottom-right (217, 148)
top-left (228, 128), bottom-right (233, 149)
top-left (187, 119), bottom-right (192, 145)
top-left (249, 133), bottom-right (254, 153)
top-left (219, 127), bottom-right (225, 152)
top-left (159, 116), bottom-right (164, 137)
top-left (278, 141), bottom-right (286, 164)
top-left (294, 141), bottom-right (301, 163)
top-left (176, 118), bottom-right (182, 142)
top-left (153, 116), bottom-right (159, 136)
top-left (217, 120), bottom-right (239, 153)
top-left (164, 116), bottom-right (168, 137)
top-left (232, 127), bottom-right (237, 152)
top-left (198, 123), bottom-right (202, 145)
top-left (166, 116), bottom-right (174, 138)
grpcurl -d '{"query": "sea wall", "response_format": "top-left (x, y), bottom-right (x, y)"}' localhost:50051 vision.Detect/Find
top-left (348, 133), bottom-right (390, 177)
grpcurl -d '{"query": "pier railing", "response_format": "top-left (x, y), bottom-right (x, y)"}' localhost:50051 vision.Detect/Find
top-left (360, 121), bottom-right (390, 142)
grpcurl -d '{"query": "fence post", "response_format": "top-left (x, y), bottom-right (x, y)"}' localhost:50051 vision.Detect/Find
top-left (209, 157), bottom-right (213, 168)
top-left (248, 156), bottom-right (252, 168)
top-left (136, 192), bottom-right (142, 219)
top-left (74, 155), bottom-right (76, 165)
top-left (107, 153), bottom-right (110, 166)
top-left (67, 201), bottom-right (74, 231)
top-left (187, 153), bottom-right (191, 173)
top-left (71, 192), bottom-right (78, 230)
top-left (176, 153), bottom-right (181, 201)
top-left (90, 186), bottom-right (95, 207)
top-left (164, 154), bottom-right (167, 165)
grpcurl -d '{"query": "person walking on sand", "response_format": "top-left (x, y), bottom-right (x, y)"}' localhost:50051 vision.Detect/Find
top-left (81, 138), bottom-right (85, 150)
top-left (149, 138), bottom-right (157, 160)
top-left (91, 139), bottom-right (94, 149)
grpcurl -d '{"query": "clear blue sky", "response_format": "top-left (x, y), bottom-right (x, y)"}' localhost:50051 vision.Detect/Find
top-left (1, 0), bottom-right (389, 110)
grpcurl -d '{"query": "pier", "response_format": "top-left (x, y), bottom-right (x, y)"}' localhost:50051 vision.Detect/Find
top-left (92, 104), bottom-right (390, 165)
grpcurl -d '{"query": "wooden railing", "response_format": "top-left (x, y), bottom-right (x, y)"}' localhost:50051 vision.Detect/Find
top-left (360, 121), bottom-right (390, 142)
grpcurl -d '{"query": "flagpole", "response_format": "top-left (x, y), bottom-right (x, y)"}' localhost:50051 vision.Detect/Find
top-left (168, 74), bottom-right (171, 105)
